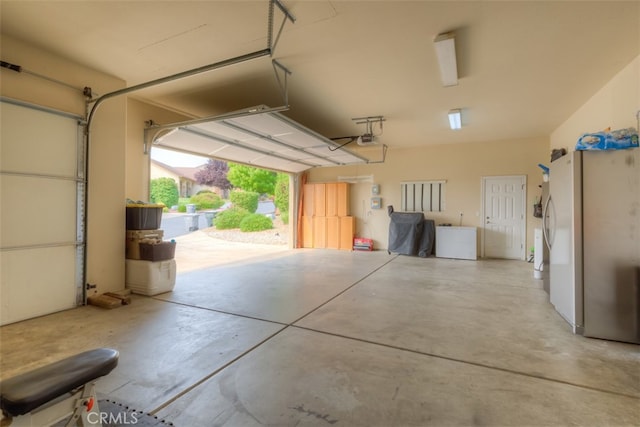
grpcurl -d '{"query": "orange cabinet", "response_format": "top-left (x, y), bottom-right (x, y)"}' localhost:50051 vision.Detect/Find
top-left (302, 216), bottom-right (314, 248)
top-left (324, 182), bottom-right (350, 217)
top-left (312, 217), bottom-right (327, 248)
top-left (325, 183), bottom-right (337, 217)
top-left (339, 216), bottom-right (354, 250)
top-left (326, 217), bottom-right (340, 249)
top-left (302, 182), bottom-right (352, 251)
top-left (303, 184), bottom-right (315, 217)
top-left (313, 184), bottom-right (326, 217)
top-left (337, 182), bottom-right (350, 216)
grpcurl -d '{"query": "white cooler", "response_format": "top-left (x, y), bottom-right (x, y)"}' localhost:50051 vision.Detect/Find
top-left (125, 259), bottom-right (176, 296)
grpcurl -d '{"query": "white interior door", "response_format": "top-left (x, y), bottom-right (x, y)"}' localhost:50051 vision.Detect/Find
top-left (1, 99), bottom-right (84, 325)
top-left (482, 176), bottom-right (526, 259)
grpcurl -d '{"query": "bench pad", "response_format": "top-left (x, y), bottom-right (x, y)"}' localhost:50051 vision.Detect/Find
top-left (0, 348), bottom-right (119, 417)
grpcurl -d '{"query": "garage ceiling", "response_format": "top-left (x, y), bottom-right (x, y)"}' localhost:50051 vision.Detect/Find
top-left (1, 1), bottom-right (639, 168)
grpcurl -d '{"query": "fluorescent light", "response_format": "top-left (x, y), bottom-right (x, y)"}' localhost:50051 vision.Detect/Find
top-left (448, 109), bottom-right (462, 130)
top-left (434, 32), bottom-right (458, 87)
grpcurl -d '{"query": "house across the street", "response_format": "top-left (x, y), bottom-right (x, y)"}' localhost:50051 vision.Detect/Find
top-left (150, 159), bottom-right (218, 198)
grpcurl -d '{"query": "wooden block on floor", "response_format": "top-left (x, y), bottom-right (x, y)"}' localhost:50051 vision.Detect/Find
top-left (104, 292), bottom-right (132, 305)
top-left (88, 294), bottom-right (123, 309)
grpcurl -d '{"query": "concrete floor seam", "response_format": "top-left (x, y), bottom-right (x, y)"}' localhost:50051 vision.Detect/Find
top-left (291, 325), bottom-right (640, 402)
top-left (138, 256), bottom-right (402, 415)
top-left (151, 253), bottom-right (399, 331)
top-left (287, 254), bottom-right (400, 326)
top-left (150, 296), bottom-right (290, 327)
top-left (147, 325), bottom-right (289, 416)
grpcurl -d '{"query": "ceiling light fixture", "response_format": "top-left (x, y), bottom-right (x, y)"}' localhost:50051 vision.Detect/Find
top-left (434, 32), bottom-right (458, 87)
top-left (448, 109), bottom-right (462, 130)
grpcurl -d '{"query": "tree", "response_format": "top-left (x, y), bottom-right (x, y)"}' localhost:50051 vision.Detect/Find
top-left (194, 159), bottom-right (232, 193)
top-left (227, 163), bottom-right (277, 195)
top-left (274, 173), bottom-right (289, 212)
top-left (150, 177), bottom-right (179, 207)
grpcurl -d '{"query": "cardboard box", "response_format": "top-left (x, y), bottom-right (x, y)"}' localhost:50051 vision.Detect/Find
top-left (125, 230), bottom-right (163, 260)
top-left (139, 241), bottom-right (176, 261)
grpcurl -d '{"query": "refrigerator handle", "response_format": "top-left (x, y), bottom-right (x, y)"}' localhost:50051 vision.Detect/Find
top-left (542, 193), bottom-right (552, 251)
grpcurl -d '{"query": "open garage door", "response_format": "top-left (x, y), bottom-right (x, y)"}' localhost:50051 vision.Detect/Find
top-left (1, 98), bottom-right (85, 325)
top-left (147, 106), bottom-right (368, 174)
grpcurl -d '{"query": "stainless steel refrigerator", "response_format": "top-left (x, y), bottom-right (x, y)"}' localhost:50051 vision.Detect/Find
top-left (543, 149), bottom-right (640, 344)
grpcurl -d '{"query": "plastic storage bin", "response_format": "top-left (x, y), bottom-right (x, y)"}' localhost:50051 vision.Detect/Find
top-left (125, 259), bottom-right (176, 296)
top-left (139, 241), bottom-right (176, 261)
top-left (125, 229), bottom-right (164, 260)
top-left (126, 204), bottom-right (163, 230)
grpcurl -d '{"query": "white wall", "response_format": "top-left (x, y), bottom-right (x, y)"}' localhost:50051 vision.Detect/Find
top-left (0, 34), bottom-right (127, 294)
top-left (126, 98), bottom-right (190, 202)
top-left (551, 55), bottom-right (640, 151)
top-left (307, 137), bottom-right (549, 254)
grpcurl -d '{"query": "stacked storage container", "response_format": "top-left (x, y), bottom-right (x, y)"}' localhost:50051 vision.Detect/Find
top-left (125, 204), bottom-right (176, 296)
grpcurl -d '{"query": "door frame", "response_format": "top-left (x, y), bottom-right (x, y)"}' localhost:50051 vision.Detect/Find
top-left (480, 175), bottom-right (527, 260)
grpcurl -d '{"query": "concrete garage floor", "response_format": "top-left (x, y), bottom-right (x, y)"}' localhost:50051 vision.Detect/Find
top-left (1, 246), bottom-right (639, 426)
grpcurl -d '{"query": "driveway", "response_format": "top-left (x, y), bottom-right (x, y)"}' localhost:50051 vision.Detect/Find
top-left (160, 200), bottom-right (276, 239)
top-left (171, 230), bottom-right (289, 272)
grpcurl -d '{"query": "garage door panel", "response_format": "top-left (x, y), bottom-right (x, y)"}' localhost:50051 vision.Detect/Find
top-left (1, 99), bottom-right (82, 325)
top-left (0, 102), bottom-right (78, 176)
top-left (196, 121), bottom-right (259, 143)
top-left (1, 175), bottom-right (77, 248)
top-left (244, 155), bottom-right (309, 173)
top-left (238, 138), bottom-right (296, 154)
top-left (157, 130), bottom-right (228, 156)
top-left (0, 246), bottom-right (77, 324)
top-left (151, 109), bottom-right (369, 173)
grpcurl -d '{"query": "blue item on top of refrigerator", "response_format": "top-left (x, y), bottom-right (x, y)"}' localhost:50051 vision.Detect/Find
top-left (575, 127), bottom-right (639, 151)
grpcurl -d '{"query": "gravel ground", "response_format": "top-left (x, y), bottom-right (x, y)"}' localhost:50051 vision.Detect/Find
top-left (203, 218), bottom-right (289, 245)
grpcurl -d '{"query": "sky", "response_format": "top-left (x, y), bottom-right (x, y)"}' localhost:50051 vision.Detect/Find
top-left (150, 147), bottom-right (208, 168)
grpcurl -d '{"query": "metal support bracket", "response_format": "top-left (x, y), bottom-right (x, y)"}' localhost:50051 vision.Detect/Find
top-left (366, 144), bottom-right (389, 164)
top-left (352, 115), bottom-right (386, 137)
top-left (268, 0), bottom-right (295, 55)
top-left (272, 59), bottom-right (292, 107)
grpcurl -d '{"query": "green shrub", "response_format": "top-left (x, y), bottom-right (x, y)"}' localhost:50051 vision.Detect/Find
top-left (214, 207), bottom-right (249, 230)
top-left (196, 189), bottom-right (214, 195)
top-left (280, 211), bottom-right (289, 225)
top-left (240, 214), bottom-right (273, 232)
top-left (230, 191), bottom-right (259, 213)
top-left (150, 178), bottom-right (179, 208)
top-left (189, 192), bottom-right (224, 210)
top-left (177, 204), bottom-right (187, 213)
top-left (274, 173), bottom-right (289, 213)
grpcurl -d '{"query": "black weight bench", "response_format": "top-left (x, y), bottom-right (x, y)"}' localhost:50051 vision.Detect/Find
top-left (0, 348), bottom-right (119, 426)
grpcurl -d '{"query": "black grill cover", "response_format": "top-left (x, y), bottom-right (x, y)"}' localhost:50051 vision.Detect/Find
top-left (388, 212), bottom-right (425, 255)
top-left (418, 219), bottom-right (435, 257)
